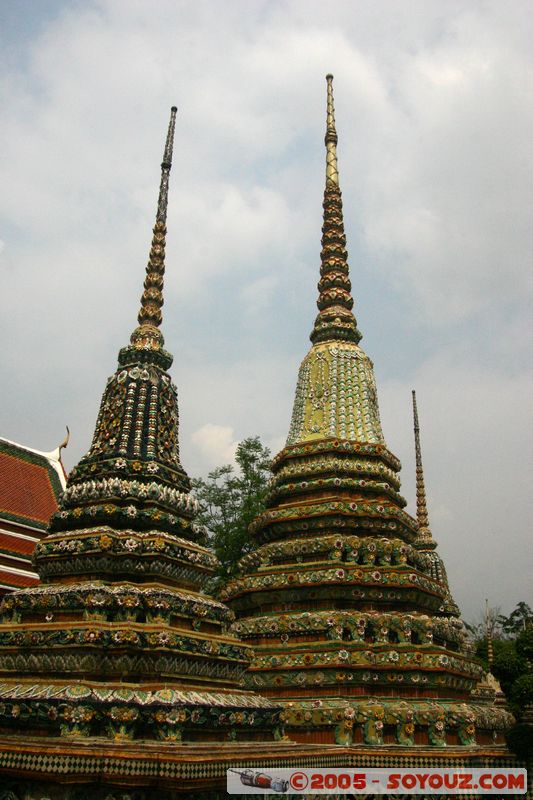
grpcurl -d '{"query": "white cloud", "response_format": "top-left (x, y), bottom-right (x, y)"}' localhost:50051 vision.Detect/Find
top-left (191, 423), bottom-right (238, 469)
top-left (359, 8), bottom-right (533, 323)
top-left (241, 275), bottom-right (278, 317)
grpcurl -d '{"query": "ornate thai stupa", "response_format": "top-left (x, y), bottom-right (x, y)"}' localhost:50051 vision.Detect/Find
top-left (0, 108), bottom-right (312, 797)
top-left (222, 76), bottom-right (513, 754)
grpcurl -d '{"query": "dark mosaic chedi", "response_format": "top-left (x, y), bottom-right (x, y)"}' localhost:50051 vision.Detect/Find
top-left (0, 107), bottom-right (281, 747)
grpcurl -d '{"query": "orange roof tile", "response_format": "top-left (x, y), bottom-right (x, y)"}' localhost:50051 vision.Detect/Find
top-left (0, 453), bottom-right (58, 525)
top-left (0, 569), bottom-right (38, 589)
top-left (0, 440), bottom-right (64, 531)
top-left (0, 532), bottom-right (37, 557)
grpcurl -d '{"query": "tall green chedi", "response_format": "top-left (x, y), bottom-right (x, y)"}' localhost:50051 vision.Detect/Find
top-left (222, 76), bottom-right (513, 751)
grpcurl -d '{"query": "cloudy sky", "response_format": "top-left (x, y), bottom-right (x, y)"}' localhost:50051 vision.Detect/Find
top-left (0, 0), bottom-right (531, 621)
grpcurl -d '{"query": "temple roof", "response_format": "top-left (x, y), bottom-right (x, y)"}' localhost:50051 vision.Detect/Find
top-left (0, 437), bottom-right (66, 592)
top-left (0, 437), bottom-right (66, 531)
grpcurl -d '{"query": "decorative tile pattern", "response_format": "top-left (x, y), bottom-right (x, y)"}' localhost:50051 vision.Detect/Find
top-left (287, 345), bottom-right (384, 446)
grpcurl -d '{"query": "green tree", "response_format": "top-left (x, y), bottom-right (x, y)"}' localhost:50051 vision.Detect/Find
top-left (504, 622), bottom-right (533, 760)
top-left (192, 436), bottom-right (271, 580)
top-left (515, 623), bottom-right (533, 662)
top-left (468, 602), bottom-right (533, 721)
top-left (489, 640), bottom-right (528, 698)
top-left (467, 604), bottom-right (533, 761)
top-left (498, 602), bottom-right (533, 636)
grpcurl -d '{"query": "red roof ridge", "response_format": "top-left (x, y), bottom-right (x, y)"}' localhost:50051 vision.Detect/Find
top-left (0, 436), bottom-right (67, 490)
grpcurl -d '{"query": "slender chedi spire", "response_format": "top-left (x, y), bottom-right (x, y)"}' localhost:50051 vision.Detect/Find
top-left (411, 391), bottom-right (459, 613)
top-left (287, 75), bottom-right (380, 446)
top-left (485, 599), bottom-right (494, 671)
top-left (47, 107), bottom-right (193, 544)
top-left (135, 106), bottom-right (176, 331)
top-left (127, 106), bottom-right (177, 364)
top-left (310, 75), bottom-right (361, 346)
top-left (412, 389), bottom-right (432, 544)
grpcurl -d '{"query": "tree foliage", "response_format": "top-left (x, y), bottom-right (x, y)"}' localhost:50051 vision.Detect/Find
top-left (510, 673), bottom-right (533, 709)
top-left (192, 436), bottom-right (271, 580)
top-left (468, 602), bottom-right (533, 723)
top-left (497, 602), bottom-right (533, 637)
top-left (466, 602), bottom-right (533, 642)
top-left (480, 640), bottom-right (528, 697)
top-left (515, 623), bottom-right (533, 661)
top-left (505, 723), bottom-right (533, 761)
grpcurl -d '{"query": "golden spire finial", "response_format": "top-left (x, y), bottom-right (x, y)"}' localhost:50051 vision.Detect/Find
top-left (412, 390), bottom-right (433, 542)
top-left (310, 76), bottom-right (361, 345)
top-left (325, 74), bottom-right (339, 187)
top-left (130, 106), bottom-right (177, 353)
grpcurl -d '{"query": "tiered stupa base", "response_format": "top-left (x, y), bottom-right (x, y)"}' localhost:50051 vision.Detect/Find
top-left (0, 739), bottom-right (522, 799)
top-left (0, 738), bottom-right (326, 798)
top-left (0, 565), bottom-right (284, 744)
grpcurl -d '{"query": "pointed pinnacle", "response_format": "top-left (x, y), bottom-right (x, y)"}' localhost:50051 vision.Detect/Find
top-left (156, 105), bottom-right (177, 222)
top-left (310, 76), bottom-right (361, 345)
top-left (412, 390), bottom-right (434, 545)
top-left (325, 74), bottom-right (339, 187)
top-left (131, 107), bottom-right (177, 351)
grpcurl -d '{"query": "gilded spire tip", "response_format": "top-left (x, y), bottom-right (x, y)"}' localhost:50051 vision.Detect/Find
top-left (325, 74), bottom-right (339, 186)
top-left (310, 76), bottom-right (361, 345)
